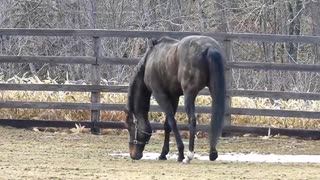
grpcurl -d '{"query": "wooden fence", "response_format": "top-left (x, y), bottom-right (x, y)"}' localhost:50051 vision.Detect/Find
top-left (0, 28), bottom-right (319, 138)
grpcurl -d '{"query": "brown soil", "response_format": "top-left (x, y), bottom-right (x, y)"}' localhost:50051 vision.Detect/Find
top-left (0, 126), bottom-right (319, 180)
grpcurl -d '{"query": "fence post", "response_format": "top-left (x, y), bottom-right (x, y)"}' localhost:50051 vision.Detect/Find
top-left (91, 37), bottom-right (101, 134)
top-left (223, 39), bottom-right (233, 126)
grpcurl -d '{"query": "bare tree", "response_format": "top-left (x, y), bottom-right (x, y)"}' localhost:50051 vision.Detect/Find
top-left (287, 0), bottom-right (303, 63)
top-left (309, 0), bottom-right (320, 64)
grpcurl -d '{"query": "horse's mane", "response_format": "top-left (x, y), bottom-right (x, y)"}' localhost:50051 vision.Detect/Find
top-left (152, 36), bottom-right (178, 46)
top-left (127, 53), bottom-right (148, 112)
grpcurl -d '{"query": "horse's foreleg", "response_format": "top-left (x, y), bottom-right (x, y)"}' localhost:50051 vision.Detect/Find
top-left (183, 93), bottom-right (197, 164)
top-left (167, 115), bottom-right (184, 162)
top-left (153, 93), bottom-right (184, 162)
top-left (159, 117), bottom-right (171, 160)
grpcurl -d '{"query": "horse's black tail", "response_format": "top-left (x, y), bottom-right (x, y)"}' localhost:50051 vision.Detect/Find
top-left (206, 47), bottom-right (226, 161)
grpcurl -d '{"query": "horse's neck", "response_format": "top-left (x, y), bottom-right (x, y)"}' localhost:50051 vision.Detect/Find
top-left (134, 77), bottom-right (151, 116)
top-left (128, 64), bottom-right (151, 118)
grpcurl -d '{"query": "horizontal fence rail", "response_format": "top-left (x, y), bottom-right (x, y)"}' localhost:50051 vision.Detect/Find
top-left (0, 56), bottom-right (141, 65)
top-left (0, 56), bottom-right (96, 64)
top-left (2, 56), bottom-right (320, 73)
top-left (0, 101), bottom-right (319, 119)
top-left (1, 84), bottom-right (320, 100)
top-left (1, 28), bottom-right (320, 44)
top-left (228, 62), bottom-right (320, 72)
top-left (0, 119), bottom-right (318, 139)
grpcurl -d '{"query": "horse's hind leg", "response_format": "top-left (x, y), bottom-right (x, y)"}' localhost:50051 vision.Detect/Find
top-left (182, 92), bottom-right (197, 163)
top-left (153, 93), bottom-right (184, 162)
top-left (159, 97), bottom-right (179, 160)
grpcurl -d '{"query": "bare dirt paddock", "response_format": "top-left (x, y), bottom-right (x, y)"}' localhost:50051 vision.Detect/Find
top-left (0, 126), bottom-right (319, 180)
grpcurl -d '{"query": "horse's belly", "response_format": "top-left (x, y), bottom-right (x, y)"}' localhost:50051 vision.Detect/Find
top-left (167, 80), bottom-right (183, 95)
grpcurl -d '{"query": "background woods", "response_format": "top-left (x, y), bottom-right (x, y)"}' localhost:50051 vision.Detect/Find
top-left (0, 0), bottom-right (320, 93)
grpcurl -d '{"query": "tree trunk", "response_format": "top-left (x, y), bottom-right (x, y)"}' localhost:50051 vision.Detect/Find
top-left (261, 0), bottom-right (273, 91)
top-left (309, 1), bottom-right (320, 64)
top-left (287, 0), bottom-right (302, 64)
top-left (214, 0), bottom-right (230, 32)
top-left (149, 0), bottom-right (158, 22)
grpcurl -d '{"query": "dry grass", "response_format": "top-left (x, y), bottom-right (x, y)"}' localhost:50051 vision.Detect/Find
top-left (0, 75), bottom-right (319, 130)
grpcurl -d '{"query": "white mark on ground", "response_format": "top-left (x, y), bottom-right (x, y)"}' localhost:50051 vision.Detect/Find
top-left (109, 152), bottom-right (320, 164)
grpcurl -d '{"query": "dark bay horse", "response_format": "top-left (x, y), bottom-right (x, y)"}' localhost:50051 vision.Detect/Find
top-left (125, 35), bottom-right (226, 163)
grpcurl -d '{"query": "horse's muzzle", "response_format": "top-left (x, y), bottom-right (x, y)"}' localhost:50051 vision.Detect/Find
top-left (130, 153), bottom-right (143, 160)
top-left (129, 143), bottom-right (144, 160)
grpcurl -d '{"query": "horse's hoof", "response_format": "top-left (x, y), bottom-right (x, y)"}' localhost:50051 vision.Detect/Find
top-left (181, 151), bottom-right (194, 164)
top-left (182, 158), bottom-right (191, 164)
top-left (209, 151), bottom-right (218, 161)
top-left (177, 156), bottom-right (184, 162)
top-left (158, 155), bottom-right (167, 160)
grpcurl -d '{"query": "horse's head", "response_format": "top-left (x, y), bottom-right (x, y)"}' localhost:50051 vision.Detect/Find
top-left (125, 109), bottom-right (152, 160)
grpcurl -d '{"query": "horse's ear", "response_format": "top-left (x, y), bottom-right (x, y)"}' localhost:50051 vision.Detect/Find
top-left (152, 39), bottom-right (158, 45)
top-left (124, 107), bottom-right (129, 114)
top-left (124, 119), bottom-right (129, 129)
top-left (149, 38), bottom-right (158, 46)
top-left (124, 107), bottom-right (130, 127)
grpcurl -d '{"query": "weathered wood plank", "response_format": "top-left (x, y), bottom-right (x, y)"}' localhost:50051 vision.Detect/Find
top-left (0, 84), bottom-right (128, 93)
top-left (2, 56), bottom-right (320, 73)
top-left (131, 123), bottom-right (320, 139)
top-left (228, 61), bottom-right (320, 72)
top-left (223, 39), bottom-right (233, 125)
top-left (222, 33), bottom-right (320, 44)
top-left (1, 28), bottom-right (320, 44)
top-left (0, 101), bottom-right (319, 119)
top-left (0, 101), bottom-right (102, 110)
top-left (0, 101), bottom-right (126, 111)
top-left (91, 37), bottom-right (101, 133)
top-left (0, 29), bottom-right (187, 38)
top-left (0, 56), bottom-right (95, 64)
top-left (229, 108), bottom-right (320, 119)
top-left (228, 90), bottom-right (320, 100)
top-left (1, 84), bottom-right (319, 101)
top-left (99, 57), bottom-right (140, 65)
top-left (0, 56), bottom-right (139, 65)
top-left (0, 119), bottom-right (319, 139)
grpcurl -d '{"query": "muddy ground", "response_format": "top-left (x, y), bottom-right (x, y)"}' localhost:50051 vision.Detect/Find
top-left (0, 126), bottom-right (319, 179)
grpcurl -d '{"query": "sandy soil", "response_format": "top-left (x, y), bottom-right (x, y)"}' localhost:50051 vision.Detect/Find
top-left (0, 126), bottom-right (319, 180)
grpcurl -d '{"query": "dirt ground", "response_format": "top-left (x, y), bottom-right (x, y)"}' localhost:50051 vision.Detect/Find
top-left (0, 126), bottom-right (319, 180)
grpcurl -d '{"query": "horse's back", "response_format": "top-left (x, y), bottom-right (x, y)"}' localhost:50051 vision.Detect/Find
top-left (177, 36), bottom-right (222, 93)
